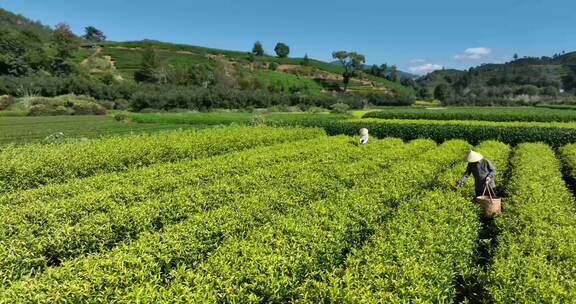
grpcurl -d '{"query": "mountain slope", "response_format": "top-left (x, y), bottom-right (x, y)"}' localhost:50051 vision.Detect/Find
top-left (0, 8), bottom-right (53, 41)
top-left (418, 51), bottom-right (576, 98)
top-left (77, 40), bottom-right (415, 96)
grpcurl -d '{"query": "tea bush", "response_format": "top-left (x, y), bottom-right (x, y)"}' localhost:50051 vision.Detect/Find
top-left (488, 143), bottom-right (576, 303)
top-left (0, 126), bottom-right (324, 193)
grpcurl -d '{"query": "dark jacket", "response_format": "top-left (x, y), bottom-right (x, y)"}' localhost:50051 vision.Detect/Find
top-left (458, 158), bottom-right (496, 196)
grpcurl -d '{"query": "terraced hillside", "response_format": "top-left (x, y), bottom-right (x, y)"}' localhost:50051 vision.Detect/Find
top-left (74, 40), bottom-right (414, 96)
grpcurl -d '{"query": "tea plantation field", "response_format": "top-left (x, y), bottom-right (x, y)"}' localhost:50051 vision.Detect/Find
top-left (1, 125), bottom-right (576, 303)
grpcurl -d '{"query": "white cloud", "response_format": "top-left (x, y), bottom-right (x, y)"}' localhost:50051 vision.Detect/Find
top-left (454, 47), bottom-right (492, 60)
top-left (410, 58), bottom-right (426, 64)
top-left (409, 62), bottom-right (443, 74)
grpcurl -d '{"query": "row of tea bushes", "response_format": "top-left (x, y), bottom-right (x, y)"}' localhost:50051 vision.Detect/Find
top-left (0, 126), bottom-right (324, 193)
top-left (488, 143), bottom-right (576, 303)
top-left (112, 140), bottom-right (471, 302)
top-left (364, 107), bottom-right (576, 123)
top-left (299, 140), bottom-right (511, 303)
top-left (278, 118), bottom-right (576, 146)
top-left (0, 136), bottom-right (405, 285)
top-left (0, 139), bottom-right (437, 301)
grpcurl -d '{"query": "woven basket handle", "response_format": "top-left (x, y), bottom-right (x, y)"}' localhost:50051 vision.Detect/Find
top-left (483, 181), bottom-right (495, 203)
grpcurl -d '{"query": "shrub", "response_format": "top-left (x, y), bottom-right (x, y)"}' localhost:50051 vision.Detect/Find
top-left (307, 106), bottom-right (326, 114)
top-left (28, 103), bottom-right (74, 116)
top-left (97, 100), bottom-right (115, 110)
top-left (330, 102), bottom-right (350, 113)
top-left (24, 94), bottom-right (106, 116)
top-left (113, 98), bottom-right (131, 110)
top-left (72, 101), bottom-right (106, 115)
top-left (114, 113), bottom-right (129, 122)
top-left (250, 112), bottom-right (266, 126)
top-left (0, 95), bottom-right (14, 110)
top-left (285, 105), bottom-right (301, 112)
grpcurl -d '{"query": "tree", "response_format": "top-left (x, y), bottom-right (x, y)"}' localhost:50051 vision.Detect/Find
top-left (542, 86), bottom-right (559, 96)
top-left (379, 63), bottom-right (388, 77)
top-left (52, 23), bottom-right (80, 59)
top-left (134, 47), bottom-right (162, 82)
top-left (389, 65), bottom-right (399, 82)
top-left (0, 28), bottom-right (51, 76)
top-left (515, 84), bottom-right (539, 96)
top-left (513, 53), bottom-right (519, 61)
top-left (274, 42), bottom-right (289, 58)
top-left (401, 77), bottom-right (416, 88)
top-left (252, 41), bottom-right (264, 56)
top-left (418, 87), bottom-right (431, 100)
top-left (301, 54), bottom-right (310, 66)
top-left (83, 26), bottom-right (106, 42)
top-left (332, 51), bottom-right (365, 91)
top-left (434, 84), bottom-right (450, 101)
top-left (369, 64), bottom-right (380, 77)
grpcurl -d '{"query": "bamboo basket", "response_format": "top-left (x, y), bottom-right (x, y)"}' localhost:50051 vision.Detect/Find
top-left (475, 183), bottom-right (501, 217)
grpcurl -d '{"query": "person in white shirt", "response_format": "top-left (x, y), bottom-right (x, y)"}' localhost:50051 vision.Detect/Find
top-left (359, 128), bottom-right (369, 145)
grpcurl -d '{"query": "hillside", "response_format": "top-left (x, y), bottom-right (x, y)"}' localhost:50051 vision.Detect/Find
top-left (418, 51), bottom-right (576, 103)
top-left (0, 8), bottom-right (53, 41)
top-left (75, 40), bottom-right (415, 96)
top-left (420, 62), bottom-right (569, 89)
top-left (0, 6), bottom-right (415, 101)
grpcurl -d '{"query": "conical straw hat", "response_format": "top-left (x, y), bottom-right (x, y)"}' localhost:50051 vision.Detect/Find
top-left (465, 150), bottom-right (483, 163)
top-left (359, 128), bottom-right (369, 136)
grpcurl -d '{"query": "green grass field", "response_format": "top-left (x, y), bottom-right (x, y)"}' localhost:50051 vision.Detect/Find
top-left (0, 115), bottom-right (196, 145)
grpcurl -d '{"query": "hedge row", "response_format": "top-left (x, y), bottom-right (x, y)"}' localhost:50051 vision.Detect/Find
top-left (300, 140), bottom-right (511, 303)
top-left (275, 118), bottom-right (576, 147)
top-left (0, 139), bottom-right (436, 301)
top-left (488, 143), bottom-right (576, 302)
top-left (364, 107), bottom-right (576, 122)
top-left (113, 140), bottom-right (471, 302)
top-left (355, 118), bottom-right (576, 129)
top-left (0, 126), bottom-right (324, 193)
top-left (560, 142), bottom-right (576, 181)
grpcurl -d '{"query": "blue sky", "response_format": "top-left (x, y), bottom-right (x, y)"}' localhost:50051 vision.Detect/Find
top-left (2, 0), bottom-right (575, 74)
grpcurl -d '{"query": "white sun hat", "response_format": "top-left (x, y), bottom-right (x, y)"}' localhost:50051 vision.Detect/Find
top-left (465, 150), bottom-right (484, 163)
top-left (359, 128), bottom-right (369, 136)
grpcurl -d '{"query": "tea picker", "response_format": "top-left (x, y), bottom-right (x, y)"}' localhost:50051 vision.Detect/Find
top-left (359, 128), bottom-right (369, 145)
top-left (455, 150), bottom-right (501, 216)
